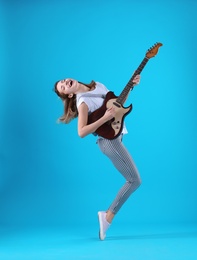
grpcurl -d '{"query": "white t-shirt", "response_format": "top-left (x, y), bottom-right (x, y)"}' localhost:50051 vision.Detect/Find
top-left (76, 81), bottom-right (128, 135)
top-left (76, 82), bottom-right (108, 113)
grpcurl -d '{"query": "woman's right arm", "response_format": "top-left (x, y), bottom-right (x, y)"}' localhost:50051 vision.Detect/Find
top-left (77, 102), bottom-right (115, 138)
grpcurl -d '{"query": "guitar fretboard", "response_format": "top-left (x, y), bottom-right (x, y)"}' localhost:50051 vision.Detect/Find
top-left (116, 57), bottom-right (149, 105)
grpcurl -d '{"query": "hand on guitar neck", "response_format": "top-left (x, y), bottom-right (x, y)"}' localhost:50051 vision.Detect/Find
top-left (132, 74), bottom-right (140, 86)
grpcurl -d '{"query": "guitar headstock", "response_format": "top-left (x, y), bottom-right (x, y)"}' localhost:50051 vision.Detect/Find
top-left (146, 42), bottom-right (163, 59)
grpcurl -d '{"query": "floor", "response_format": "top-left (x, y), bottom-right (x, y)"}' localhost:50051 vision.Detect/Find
top-left (0, 224), bottom-right (196, 260)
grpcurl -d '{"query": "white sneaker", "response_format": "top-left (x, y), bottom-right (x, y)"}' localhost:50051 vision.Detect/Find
top-left (98, 211), bottom-right (110, 241)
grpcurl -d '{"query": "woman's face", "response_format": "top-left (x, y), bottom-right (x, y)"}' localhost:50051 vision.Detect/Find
top-left (56, 78), bottom-right (78, 96)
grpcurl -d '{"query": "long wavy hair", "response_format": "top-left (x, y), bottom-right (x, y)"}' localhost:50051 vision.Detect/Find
top-left (54, 80), bottom-right (96, 124)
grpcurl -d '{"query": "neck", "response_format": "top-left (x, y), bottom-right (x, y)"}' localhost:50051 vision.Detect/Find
top-left (76, 81), bottom-right (95, 94)
top-left (76, 82), bottom-right (92, 94)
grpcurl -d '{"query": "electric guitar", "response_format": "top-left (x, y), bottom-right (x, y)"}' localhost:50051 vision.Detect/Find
top-left (88, 42), bottom-right (163, 139)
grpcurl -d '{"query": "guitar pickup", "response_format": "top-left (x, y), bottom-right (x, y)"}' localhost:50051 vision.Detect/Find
top-left (112, 121), bottom-right (120, 125)
top-left (113, 102), bottom-right (121, 108)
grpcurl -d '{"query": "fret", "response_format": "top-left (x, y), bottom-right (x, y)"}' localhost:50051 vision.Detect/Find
top-left (116, 57), bottom-right (149, 105)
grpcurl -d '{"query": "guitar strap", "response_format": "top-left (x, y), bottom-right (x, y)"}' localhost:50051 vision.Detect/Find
top-left (78, 93), bottom-right (106, 100)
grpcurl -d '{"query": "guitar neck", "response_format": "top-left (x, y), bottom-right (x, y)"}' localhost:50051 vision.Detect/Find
top-left (116, 57), bottom-right (149, 105)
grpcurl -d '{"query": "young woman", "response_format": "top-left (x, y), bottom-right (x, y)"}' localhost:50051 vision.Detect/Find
top-left (54, 76), bottom-right (141, 240)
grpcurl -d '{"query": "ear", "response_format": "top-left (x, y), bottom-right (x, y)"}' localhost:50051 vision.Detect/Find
top-left (68, 93), bottom-right (73, 98)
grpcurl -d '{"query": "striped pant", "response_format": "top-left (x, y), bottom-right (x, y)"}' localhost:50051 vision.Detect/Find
top-left (97, 135), bottom-right (141, 214)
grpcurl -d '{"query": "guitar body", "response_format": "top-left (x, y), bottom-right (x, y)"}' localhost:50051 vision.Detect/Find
top-left (88, 91), bottom-right (133, 139)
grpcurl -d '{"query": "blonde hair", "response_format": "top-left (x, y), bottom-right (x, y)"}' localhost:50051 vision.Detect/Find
top-left (54, 80), bottom-right (96, 124)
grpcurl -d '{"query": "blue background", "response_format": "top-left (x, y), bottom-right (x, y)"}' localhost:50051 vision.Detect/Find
top-left (1, 0), bottom-right (197, 230)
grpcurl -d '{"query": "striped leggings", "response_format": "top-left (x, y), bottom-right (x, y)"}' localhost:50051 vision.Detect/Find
top-left (97, 135), bottom-right (141, 214)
